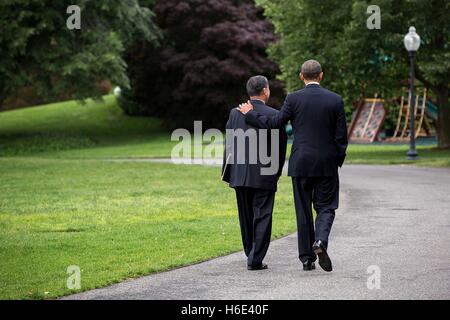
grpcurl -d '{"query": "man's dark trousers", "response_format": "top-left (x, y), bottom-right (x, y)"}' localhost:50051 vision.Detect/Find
top-left (292, 175), bottom-right (339, 263)
top-left (223, 99), bottom-right (287, 268)
top-left (234, 187), bottom-right (275, 267)
top-left (244, 84), bottom-right (348, 265)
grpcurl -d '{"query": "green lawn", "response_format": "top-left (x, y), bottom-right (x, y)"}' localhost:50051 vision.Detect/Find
top-left (1, 97), bottom-right (449, 299)
top-left (0, 95), bottom-right (176, 158)
top-left (346, 144), bottom-right (450, 167)
top-left (1, 96), bottom-right (448, 165)
top-left (0, 157), bottom-right (296, 299)
top-left (1, 96), bottom-right (448, 166)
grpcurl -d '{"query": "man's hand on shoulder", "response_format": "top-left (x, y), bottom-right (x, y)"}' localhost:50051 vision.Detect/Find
top-left (237, 100), bottom-right (254, 115)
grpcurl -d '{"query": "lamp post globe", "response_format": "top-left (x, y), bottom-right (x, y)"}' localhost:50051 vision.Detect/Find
top-left (404, 26), bottom-right (421, 52)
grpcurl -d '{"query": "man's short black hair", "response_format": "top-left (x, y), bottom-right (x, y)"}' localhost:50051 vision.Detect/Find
top-left (301, 60), bottom-right (322, 80)
top-left (246, 75), bottom-right (269, 97)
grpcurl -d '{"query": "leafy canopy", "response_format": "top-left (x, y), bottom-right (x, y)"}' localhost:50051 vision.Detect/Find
top-left (0, 0), bottom-right (159, 104)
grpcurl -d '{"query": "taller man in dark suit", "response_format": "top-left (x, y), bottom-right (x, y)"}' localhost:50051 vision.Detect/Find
top-left (222, 75), bottom-right (287, 271)
top-left (237, 60), bottom-right (348, 272)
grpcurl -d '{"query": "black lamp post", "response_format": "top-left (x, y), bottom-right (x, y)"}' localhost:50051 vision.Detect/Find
top-left (404, 26), bottom-right (421, 160)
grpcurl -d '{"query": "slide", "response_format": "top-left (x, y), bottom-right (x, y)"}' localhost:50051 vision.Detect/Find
top-left (406, 96), bottom-right (438, 122)
top-left (425, 99), bottom-right (438, 121)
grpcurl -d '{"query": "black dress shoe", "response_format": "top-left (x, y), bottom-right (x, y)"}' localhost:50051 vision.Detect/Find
top-left (302, 261), bottom-right (316, 271)
top-left (247, 263), bottom-right (268, 271)
top-left (312, 240), bottom-right (332, 272)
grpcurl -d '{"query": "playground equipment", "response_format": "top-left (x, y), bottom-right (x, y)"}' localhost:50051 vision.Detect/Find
top-left (348, 95), bottom-right (387, 143)
top-left (348, 88), bottom-right (437, 143)
top-left (389, 88), bottom-right (436, 141)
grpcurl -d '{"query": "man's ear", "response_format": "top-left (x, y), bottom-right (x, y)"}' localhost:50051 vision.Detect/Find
top-left (265, 87), bottom-right (271, 101)
top-left (299, 73), bottom-right (304, 81)
top-left (319, 72), bottom-right (324, 82)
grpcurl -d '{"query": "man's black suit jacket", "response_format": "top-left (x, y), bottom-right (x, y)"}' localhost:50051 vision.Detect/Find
top-left (245, 84), bottom-right (348, 177)
top-left (222, 100), bottom-right (287, 191)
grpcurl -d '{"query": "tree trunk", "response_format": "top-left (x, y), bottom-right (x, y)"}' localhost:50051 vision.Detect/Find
top-left (436, 85), bottom-right (450, 149)
top-left (0, 85), bottom-right (5, 109)
top-left (0, 93), bottom-right (6, 110)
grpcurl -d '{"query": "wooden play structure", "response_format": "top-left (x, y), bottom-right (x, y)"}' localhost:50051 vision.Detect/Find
top-left (348, 88), bottom-right (437, 143)
top-left (348, 95), bottom-right (387, 143)
top-left (388, 88), bottom-right (435, 141)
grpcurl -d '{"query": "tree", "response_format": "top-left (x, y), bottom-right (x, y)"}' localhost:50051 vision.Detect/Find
top-left (120, 0), bottom-right (283, 130)
top-left (402, 0), bottom-right (450, 149)
top-left (258, 0), bottom-right (450, 148)
top-left (0, 0), bottom-right (159, 107)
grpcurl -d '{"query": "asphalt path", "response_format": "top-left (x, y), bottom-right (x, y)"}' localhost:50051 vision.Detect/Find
top-left (63, 164), bottom-right (450, 300)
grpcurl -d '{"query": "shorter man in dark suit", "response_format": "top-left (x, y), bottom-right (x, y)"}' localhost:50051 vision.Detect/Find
top-left (237, 60), bottom-right (348, 272)
top-left (222, 75), bottom-right (287, 270)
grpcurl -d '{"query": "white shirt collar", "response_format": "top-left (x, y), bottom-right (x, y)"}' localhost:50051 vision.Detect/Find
top-left (250, 98), bottom-right (266, 104)
top-left (305, 81), bottom-right (320, 86)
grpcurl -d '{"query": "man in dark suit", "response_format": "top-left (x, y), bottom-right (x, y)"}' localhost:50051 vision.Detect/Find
top-left (222, 75), bottom-right (287, 271)
top-left (237, 60), bottom-right (348, 272)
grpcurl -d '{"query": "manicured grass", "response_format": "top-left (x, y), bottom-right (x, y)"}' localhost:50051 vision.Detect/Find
top-left (1, 97), bottom-right (449, 300)
top-left (345, 144), bottom-right (450, 167)
top-left (0, 95), bottom-right (176, 158)
top-left (0, 157), bottom-right (296, 299)
top-left (1, 97), bottom-right (448, 166)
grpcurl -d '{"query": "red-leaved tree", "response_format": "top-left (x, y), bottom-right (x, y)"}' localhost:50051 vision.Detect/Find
top-left (120, 0), bottom-right (283, 130)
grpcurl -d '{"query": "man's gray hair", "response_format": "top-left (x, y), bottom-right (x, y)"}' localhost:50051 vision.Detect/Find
top-left (246, 75), bottom-right (269, 97)
top-left (301, 60), bottom-right (322, 80)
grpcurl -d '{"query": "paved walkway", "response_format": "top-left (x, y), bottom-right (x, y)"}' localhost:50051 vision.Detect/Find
top-left (63, 165), bottom-right (450, 299)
